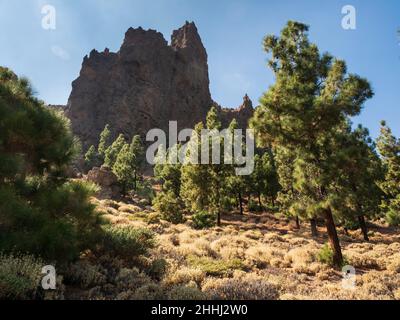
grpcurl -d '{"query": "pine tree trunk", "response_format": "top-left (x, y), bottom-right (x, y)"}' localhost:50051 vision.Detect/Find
top-left (358, 215), bottom-right (369, 242)
top-left (258, 193), bottom-right (262, 208)
top-left (238, 192), bottom-right (244, 215)
top-left (271, 197), bottom-right (275, 208)
top-left (310, 219), bottom-right (318, 237)
top-left (324, 208), bottom-right (343, 267)
top-left (217, 211), bottom-right (221, 226)
top-left (295, 216), bottom-right (300, 229)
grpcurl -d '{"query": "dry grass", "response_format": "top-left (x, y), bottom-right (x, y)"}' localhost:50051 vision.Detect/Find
top-left (71, 199), bottom-right (400, 300)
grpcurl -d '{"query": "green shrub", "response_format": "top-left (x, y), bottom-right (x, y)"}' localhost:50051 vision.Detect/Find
top-left (0, 181), bottom-right (103, 263)
top-left (136, 180), bottom-right (155, 202)
top-left (146, 212), bottom-right (161, 224)
top-left (153, 191), bottom-right (184, 224)
top-left (187, 255), bottom-right (245, 276)
top-left (64, 261), bottom-right (107, 289)
top-left (248, 200), bottom-right (263, 212)
top-left (147, 258), bottom-right (168, 280)
top-left (192, 211), bottom-right (216, 229)
top-left (115, 268), bottom-right (153, 292)
top-left (386, 205), bottom-right (400, 227)
top-left (0, 253), bottom-right (43, 300)
top-left (317, 244), bottom-right (334, 266)
top-left (167, 285), bottom-right (206, 300)
top-left (131, 284), bottom-right (166, 300)
top-left (101, 225), bottom-right (155, 259)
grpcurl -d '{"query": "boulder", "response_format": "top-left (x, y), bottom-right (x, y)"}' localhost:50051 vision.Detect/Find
top-left (86, 166), bottom-right (121, 199)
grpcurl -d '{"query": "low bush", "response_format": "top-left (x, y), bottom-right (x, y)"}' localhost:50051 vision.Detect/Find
top-left (0, 253), bottom-right (43, 300)
top-left (202, 276), bottom-right (279, 300)
top-left (147, 258), bottom-right (168, 280)
top-left (167, 285), bottom-right (206, 300)
top-left (317, 244), bottom-right (344, 267)
top-left (386, 205), bottom-right (400, 227)
top-left (187, 255), bottom-right (245, 276)
top-left (101, 225), bottom-right (155, 260)
top-left (64, 260), bottom-right (107, 289)
top-left (146, 212), bottom-right (161, 224)
top-left (248, 200), bottom-right (263, 212)
top-left (192, 211), bottom-right (216, 230)
top-left (115, 267), bottom-right (153, 292)
top-left (153, 191), bottom-right (185, 224)
top-left (164, 267), bottom-right (206, 288)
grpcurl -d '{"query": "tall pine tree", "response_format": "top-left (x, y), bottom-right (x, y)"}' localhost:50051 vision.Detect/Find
top-left (377, 121), bottom-right (400, 226)
top-left (251, 21), bottom-right (373, 266)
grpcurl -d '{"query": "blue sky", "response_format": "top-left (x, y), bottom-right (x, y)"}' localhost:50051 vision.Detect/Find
top-left (0, 0), bottom-right (399, 138)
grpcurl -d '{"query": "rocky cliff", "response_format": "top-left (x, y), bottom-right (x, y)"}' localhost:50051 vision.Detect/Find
top-left (65, 22), bottom-right (253, 148)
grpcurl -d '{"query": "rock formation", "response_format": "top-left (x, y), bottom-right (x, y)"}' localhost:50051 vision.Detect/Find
top-left (219, 94), bottom-right (254, 129)
top-left (86, 166), bottom-right (121, 199)
top-left (65, 21), bottom-right (253, 149)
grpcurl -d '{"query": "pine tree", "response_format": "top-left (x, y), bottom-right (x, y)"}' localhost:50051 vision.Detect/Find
top-left (154, 145), bottom-right (182, 197)
top-left (275, 146), bottom-right (301, 229)
top-left (250, 21), bottom-right (373, 266)
top-left (180, 122), bottom-right (212, 214)
top-left (0, 67), bottom-right (102, 262)
top-left (129, 135), bottom-right (145, 190)
top-left (250, 151), bottom-right (280, 209)
top-left (104, 134), bottom-right (126, 168)
top-left (112, 135), bottom-right (145, 194)
top-left (225, 119), bottom-right (248, 215)
top-left (205, 106), bottom-right (229, 226)
top-left (377, 121), bottom-right (400, 226)
top-left (98, 124), bottom-right (112, 159)
top-left (331, 124), bottom-right (383, 241)
top-left (153, 145), bottom-right (184, 223)
top-left (84, 145), bottom-right (98, 169)
top-left (112, 143), bottom-right (132, 194)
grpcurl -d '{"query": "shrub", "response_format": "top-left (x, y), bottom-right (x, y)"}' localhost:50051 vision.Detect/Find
top-left (64, 261), bottom-right (107, 289)
top-left (167, 285), bottom-right (206, 300)
top-left (0, 253), bottom-right (43, 300)
top-left (202, 276), bottom-right (279, 300)
top-left (386, 207), bottom-right (400, 227)
top-left (101, 225), bottom-right (155, 260)
top-left (130, 284), bottom-right (166, 300)
top-left (115, 268), bottom-right (153, 292)
top-left (0, 181), bottom-right (103, 263)
top-left (146, 212), bottom-right (161, 224)
top-left (164, 267), bottom-right (206, 288)
top-left (192, 211), bottom-right (216, 230)
top-left (153, 191), bottom-right (184, 224)
top-left (317, 244), bottom-right (345, 267)
top-left (136, 180), bottom-right (155, 202)
top-left (147, 259), bottom-right (168, 280)
top-left (187, 255), bottom-right (245, 276)
top-left (248, 200), bottom-right (263, 212)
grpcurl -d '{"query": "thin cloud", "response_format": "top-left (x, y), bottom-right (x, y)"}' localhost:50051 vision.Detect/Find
top-left (51, 45), bottom-right (70, 60)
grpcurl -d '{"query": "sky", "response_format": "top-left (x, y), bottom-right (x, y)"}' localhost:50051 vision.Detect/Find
top-left (0, 0), bottom-right (399, 138)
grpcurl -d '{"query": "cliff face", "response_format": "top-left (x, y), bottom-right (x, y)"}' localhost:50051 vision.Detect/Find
top-left (219, 94), bottom-right (254, 129)
top-left (65, 22), bottom-right (252, 148)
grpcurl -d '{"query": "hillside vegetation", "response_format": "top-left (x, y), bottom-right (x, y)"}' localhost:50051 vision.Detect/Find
top-left (1, 21), bottom-right (400, 301)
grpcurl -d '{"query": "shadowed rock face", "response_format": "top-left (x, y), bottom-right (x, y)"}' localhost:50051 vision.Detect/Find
top-left (219, 94), bottom-right (254, 129)
top-left (65, 22), bottom-right (253, 148)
